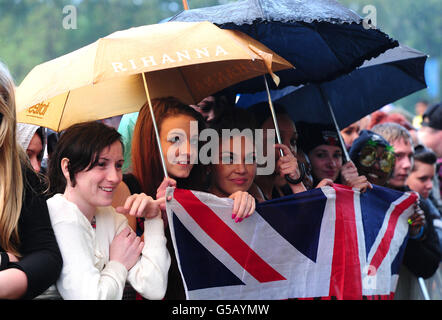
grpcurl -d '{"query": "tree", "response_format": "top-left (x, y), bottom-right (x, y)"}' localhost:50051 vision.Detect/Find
top-left (0, 0), bottom-right (225, 84)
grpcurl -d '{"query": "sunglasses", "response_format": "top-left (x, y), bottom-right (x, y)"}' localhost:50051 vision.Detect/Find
top-left (358, 145), bottom-right (396, 173)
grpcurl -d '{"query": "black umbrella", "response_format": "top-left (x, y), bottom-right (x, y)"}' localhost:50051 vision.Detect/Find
top-left (171, 0), bottom-right (399, 179)
top-left (170, 0), bottom-right (399, 91)
top-left (237, 45), bottom-right (428, 160)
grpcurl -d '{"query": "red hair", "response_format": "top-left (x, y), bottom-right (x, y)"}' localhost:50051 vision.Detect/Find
top-left (131, 97), bottom-right (206, 197)
top-left (369, 111), bottom-right (414, 131)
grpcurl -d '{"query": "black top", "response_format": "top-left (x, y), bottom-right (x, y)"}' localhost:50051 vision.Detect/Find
top-left (0, 167), bottom-right (62, 299)
top-left (387, 184), bottom-right (441, 279)
top-left (123, 174), bottom-right (186, 300)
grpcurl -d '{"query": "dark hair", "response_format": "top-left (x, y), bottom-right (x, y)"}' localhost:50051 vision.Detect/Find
top-left (35, 127), bottom-right (45, 161)
top-left (413, 144), bottom-right (437, 167)
top-left (209, 107), bottom-right (257, 133)
top-left (296, 121), bottom-right (342, 155)
top-left (48, 121), bottom-right (122, 195)
top-left (47, 130), bottom-right (59, 156)
top-left (247, 101), bottom-right (287, 128)
top-left (206, 107), bottom-right (257, 167)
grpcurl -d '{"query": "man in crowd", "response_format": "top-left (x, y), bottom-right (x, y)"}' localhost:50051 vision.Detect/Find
top-left (418, 102), bottom-right (442, 212)
top-left (418, 103), bottom-right (442, 159)
top-left (371, 122), bottom-right (440, 299)
top-left (406, 145), bottom-right (442, 253)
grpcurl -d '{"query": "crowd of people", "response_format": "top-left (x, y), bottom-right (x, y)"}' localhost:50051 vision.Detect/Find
top-left (1, 58), bottom-right (441, 300)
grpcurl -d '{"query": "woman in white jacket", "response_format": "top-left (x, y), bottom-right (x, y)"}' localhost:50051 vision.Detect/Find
top-left (46, 121), bottom-right (170, 300)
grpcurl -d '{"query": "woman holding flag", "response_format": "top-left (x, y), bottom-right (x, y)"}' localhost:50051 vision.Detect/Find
top-left (113, 97), bottom-right (256, 299)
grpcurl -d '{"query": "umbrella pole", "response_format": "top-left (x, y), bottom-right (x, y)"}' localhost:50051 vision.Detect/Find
top-left (264, 75), bottom-right (306, 184)
top-left (317, 84), bottom-right (350, 163)
top-left (182, 0), bottom-right (189, 10)
top-left (263, 75), bottom-right (283, 157)
top-left (141, 72), bottom-right (169, 179)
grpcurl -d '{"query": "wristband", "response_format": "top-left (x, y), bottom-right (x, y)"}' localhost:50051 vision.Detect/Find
top-left (285, 162), bottom-right (306, 185)
top-left (0, 252), bottom-right (10, 271)
top-left (409, 226), bottom-right (424, 240)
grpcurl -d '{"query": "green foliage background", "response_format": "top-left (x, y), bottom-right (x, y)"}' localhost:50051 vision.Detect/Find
top-left (0, 0), bottom-right (440, 114)
top-left (339, 0), bottom-right (442, 113)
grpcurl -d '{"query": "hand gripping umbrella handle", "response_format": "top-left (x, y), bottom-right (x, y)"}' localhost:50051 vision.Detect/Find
top-left (263, 76), bottom-right (304, 185)
top-left (285, 162), bottom-right (306, 185)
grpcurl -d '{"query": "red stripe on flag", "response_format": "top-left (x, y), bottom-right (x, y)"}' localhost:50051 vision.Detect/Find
top-left (174, 189), bottom-right (286, 283)
top-left (329, 186), bottom-right (346, 299)
top-left (368, 193), bottom-right (417, 274)
top-left (330, 184), bottom-right (363, 299)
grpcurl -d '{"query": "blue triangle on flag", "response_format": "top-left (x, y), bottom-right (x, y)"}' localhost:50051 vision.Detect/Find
top-left (256, 189), bottom-right (327, 262)
top-left (360, 185), bottom-right (404, 258)
top-left (172, 213), bottom-right (245, 291)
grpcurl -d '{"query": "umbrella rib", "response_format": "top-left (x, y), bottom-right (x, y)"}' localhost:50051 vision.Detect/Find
top-left (176, 67), bottom-right (197, 103)
top-left (392, 59), bottom-right (428, 86)
top-left (299, 21), bottom-right (398, 81)
top-left (298, 21), bottom-right (346, 73)
top-left (57, 91), bottom-right (71, 132)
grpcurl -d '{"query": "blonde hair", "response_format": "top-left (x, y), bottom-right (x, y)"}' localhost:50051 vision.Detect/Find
top-left (371, 122), bottom-right (413, 146)
top-left (0, 62), bottom-right (26, 256)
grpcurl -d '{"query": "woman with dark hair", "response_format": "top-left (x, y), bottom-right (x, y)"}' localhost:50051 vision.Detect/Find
top-left (46, 121), bottom-right (170, 300)
top-left (297, 121), bottom-right (372, 191)
top-left (0, 61), bottom-right (62, 299)
top-left (406, 145), bottom-right (442, 252)
top-left (407, 145), bottom-right (438, 200)
top-left (205, 107), bottom-right (257, 219)
top-left (246, 102), bottom-right (307, 201)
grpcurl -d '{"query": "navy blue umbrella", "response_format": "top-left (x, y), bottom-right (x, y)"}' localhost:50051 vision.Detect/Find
top-left (236, 45), bottom-right (428, 160)
top-left (169, 0), bottom-right (399, 92)
top-left (237, 45), bottom-right (427, 127)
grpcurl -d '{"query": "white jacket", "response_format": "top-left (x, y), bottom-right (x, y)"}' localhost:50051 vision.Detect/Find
top-left (47, 194), bottom-right (170, 300)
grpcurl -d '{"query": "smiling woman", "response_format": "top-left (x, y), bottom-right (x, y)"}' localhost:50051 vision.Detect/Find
top-left (297, 121), bottom-right (344, 185)
top-left (206, 107), bottom-right (257, 221)
top-left (46, 121), bottom-right (170, 300)
top-left (112, 97), bottom-right (207, 300)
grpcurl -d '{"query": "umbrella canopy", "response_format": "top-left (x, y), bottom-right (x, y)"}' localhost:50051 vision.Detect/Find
top-left (16, 21), bottom-right (292, 132)
top-left (169, 0), bottom-right (399, 92)
top-left (236, 45), bottom-right (427, 129)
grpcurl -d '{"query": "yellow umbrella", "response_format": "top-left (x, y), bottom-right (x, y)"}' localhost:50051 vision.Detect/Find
top-left (16, 21), bottom-right (293, 132)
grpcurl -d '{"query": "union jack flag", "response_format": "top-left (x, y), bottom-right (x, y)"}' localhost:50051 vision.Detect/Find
top-left (165, 184), bottom-right (417, 300)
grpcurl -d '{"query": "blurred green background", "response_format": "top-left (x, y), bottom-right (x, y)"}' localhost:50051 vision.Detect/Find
top-left (1, 0), bottom-right (440, 115)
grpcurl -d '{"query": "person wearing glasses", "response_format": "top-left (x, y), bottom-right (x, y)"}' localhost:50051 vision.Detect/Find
top-left (349, 130), bottom-right (396, 187)
top-left (296, 121), bottom-right (371, 192)
top-left (349, 129), bottom-right (426, 239)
